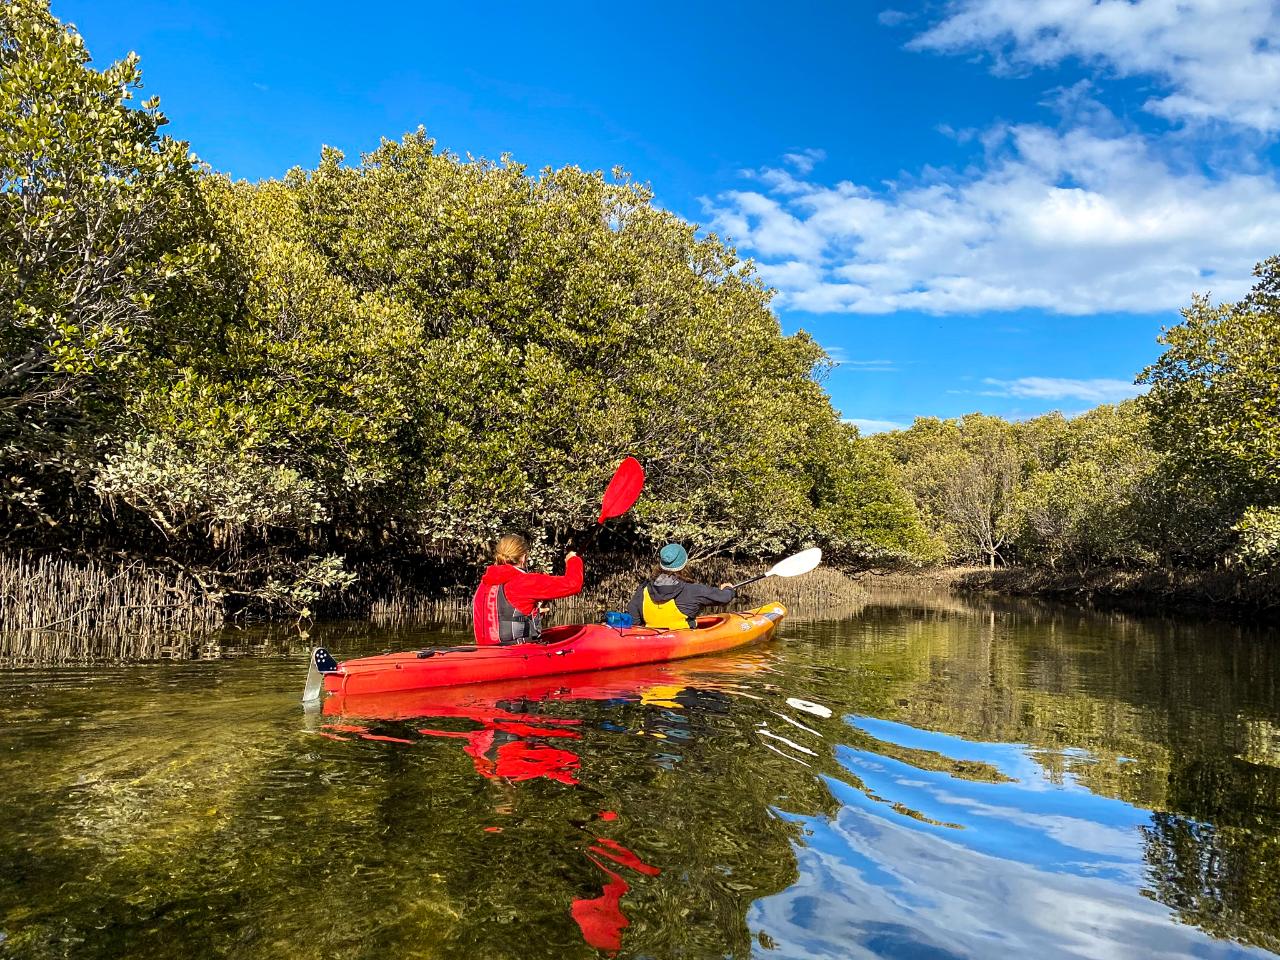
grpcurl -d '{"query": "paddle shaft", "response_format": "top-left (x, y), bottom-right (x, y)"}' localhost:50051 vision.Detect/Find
top-left (732, 573), bottom-right (766, 590)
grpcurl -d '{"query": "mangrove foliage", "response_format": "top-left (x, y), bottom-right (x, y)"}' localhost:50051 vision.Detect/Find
top-left (0, 0), bottom-right (929, 616)
top-left (2, 0), bottom-right (1276, 622)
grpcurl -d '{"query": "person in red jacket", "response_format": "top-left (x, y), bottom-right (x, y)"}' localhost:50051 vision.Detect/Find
top-left (473, 533), bottom-right (584, 645)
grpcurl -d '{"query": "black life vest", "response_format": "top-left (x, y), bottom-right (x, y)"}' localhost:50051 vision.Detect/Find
top-left (474, 581), bottom-right (542, 645)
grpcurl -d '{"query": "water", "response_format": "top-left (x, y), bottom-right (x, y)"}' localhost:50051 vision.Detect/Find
top-left (1, 589), bottom-right (1278, 959)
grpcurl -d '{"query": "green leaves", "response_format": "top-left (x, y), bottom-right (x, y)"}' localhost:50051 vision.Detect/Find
top-left (874, 407), bottom-right (1165, 571)
top-left (1140, 258), bottom-right (1280, 551)
top-left (2, 1), bottom-right (933, 611)
top-left (1233, 506), bottom-right (1280, 571)
top-left (1, 0), bottom-right (229, 531)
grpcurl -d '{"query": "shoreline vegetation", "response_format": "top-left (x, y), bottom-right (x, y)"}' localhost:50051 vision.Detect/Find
top-left (2, 546), bottom-right (1273, 661)
top-left (2, 2), bottom-right (1277, 640)
top-left (864, 566), bottom-right (1280, 622)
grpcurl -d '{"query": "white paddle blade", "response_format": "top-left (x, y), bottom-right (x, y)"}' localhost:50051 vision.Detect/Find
top-left (767, 547), bottom-right (822, 579)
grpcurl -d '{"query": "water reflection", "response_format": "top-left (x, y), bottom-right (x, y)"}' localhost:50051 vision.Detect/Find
top-left (314, 658), bottom-right (771, 951)
top-left (1, 591), bottom-right (1278, 958)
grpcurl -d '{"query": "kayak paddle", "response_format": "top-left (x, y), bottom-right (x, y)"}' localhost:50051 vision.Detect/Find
top-left (732, 548), bottom-right (822, 590)
top-left (598, 456), bottom-right (645, 524)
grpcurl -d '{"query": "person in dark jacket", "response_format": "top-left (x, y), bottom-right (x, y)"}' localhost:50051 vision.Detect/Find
top-left (627, 543), bottom-right (736, 630)
top-left (473, 534), bottom-right (583, 645)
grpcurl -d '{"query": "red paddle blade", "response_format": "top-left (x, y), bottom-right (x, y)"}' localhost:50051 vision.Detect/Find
top-left (598, 456), bottom-right (645, 524)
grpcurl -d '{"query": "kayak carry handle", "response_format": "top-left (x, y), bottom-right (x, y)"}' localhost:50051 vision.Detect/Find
top-left (416, 645), bottom-right (480, 658)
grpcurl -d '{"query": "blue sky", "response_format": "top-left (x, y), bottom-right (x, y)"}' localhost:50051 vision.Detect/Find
top-left (53, 0), bottom-right (1280, 431)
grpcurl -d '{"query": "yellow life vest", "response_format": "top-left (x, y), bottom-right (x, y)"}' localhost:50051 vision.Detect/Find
top-left (641, 587), bottom-right (692, 630)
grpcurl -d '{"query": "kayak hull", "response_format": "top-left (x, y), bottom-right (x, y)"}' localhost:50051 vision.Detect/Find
top-left (321, 603), bottom-right (786, 696)
top-left (321, 651), bottom-right (776, 721)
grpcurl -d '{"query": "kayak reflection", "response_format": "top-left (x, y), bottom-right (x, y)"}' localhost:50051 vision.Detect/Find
top-left (319, 656), bottom-right (773, 954)
top-left (320, 654), bottom-right (771, 765)
top-left (574, 826), bottom-right (663, 952)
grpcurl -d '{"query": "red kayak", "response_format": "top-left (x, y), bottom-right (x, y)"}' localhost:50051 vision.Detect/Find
top-left (304, 603), bottom-right (786, 698)
top-left (319, 650), bottom-right (777, 721)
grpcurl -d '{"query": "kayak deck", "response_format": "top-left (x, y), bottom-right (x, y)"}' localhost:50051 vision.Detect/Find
top-left (315, 603), bottom-right (787, 696)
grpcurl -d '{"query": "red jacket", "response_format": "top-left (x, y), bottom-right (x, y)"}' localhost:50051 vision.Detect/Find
top-left (472, 556), bottom-right (584, 644)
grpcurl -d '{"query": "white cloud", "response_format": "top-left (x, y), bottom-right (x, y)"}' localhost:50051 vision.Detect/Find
top-left (981, 377), bottom-right (1146, 404)
top-left (782, 148), bottom-right (827, 174)
top-left (711, 191), bottom-right (825, 260)
top-left (754, 258), bottom-right (824, 291)
top-left (840, 359), bottom-right (898, 371)
top-left (878, 8), bottom-right (913, 27)
top-left (844, 418), bottom-right (909, 434)
top-left (704, 122), bottom-right (1280, 315)
top-left (910, 0), bottom-right (1280, 133)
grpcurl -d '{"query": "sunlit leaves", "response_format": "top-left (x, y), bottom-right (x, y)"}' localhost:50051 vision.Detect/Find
top-left (0, 0), bottom-right (229, 532)
top-left (2, 2), bottom-right (933, 609)
top-left (1140, 257), bottom-right (1280, 561)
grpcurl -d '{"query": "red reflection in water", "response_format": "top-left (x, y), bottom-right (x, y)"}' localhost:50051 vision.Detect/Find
top-left (320, 656), bottom-right (761, 952)
top-left (589, 836), bottom-right (661, 876)
top-left (572, 857), bottom-right (631, 953)
top-left (571, 832), bottom-right (662, 953)
top-left (462, 728), bottom-right (496, 775)
top-left (321, 655), bottom-right (763, 788)
top-left (491, 741), bottom-right (581, 784)
top-left (415, 727), bottom-right (472, 739)
top-left (323, 655), bottom-right (763, 725)
top-left (488, 720), bottom-right (581, 738)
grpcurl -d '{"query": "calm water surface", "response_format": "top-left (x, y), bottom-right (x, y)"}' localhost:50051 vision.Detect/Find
top-left (2, 589), bottom-right (1279, 959)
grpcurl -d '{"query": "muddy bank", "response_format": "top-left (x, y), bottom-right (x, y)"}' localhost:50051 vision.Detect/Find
top-left (866, 565), bottom-right (1280, 622)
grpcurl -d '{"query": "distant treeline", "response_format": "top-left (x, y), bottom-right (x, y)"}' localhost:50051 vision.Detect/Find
top-left (1, 2), bottom-right (1276, 621)
top-left (870, 267), bottom-right (1280, 578)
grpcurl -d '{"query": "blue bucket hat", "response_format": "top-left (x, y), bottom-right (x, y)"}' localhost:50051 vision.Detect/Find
top-left (659, 543), bottom-right (688, 572)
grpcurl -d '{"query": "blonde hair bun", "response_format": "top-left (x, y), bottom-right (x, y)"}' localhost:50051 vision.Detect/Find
top-left (494, 533), bottom-right (530, 565)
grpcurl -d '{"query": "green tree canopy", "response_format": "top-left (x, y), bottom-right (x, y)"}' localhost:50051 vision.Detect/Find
top-left (0, 0), bottom-right (228, 535)
top-left (1140, 257), bottom-right (1280, 562)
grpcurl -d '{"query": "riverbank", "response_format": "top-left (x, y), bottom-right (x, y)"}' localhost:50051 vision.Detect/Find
top-left (0, 549), bottom-right (869, 641)
top-left (6, 542), bottom-right (1275, 644)
top-left (863, 564), bottom-right (1280, 622)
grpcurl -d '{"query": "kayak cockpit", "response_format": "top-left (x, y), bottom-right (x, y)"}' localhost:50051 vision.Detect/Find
top-left (535, 623), bottom-right (594, 645)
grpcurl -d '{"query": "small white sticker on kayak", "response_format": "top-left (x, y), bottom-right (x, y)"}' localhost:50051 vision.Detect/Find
top-left (786, 697), bottom-right (832, 719)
